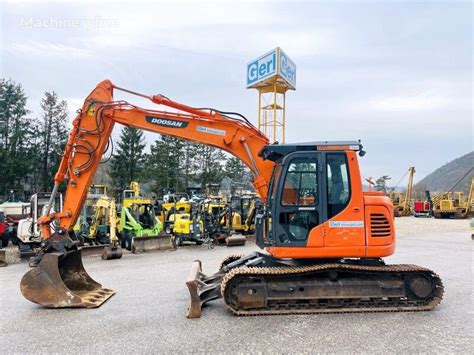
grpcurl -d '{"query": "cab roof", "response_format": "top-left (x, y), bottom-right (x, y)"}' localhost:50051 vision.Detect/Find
top-left (258, 141), bottom-right (363, 162)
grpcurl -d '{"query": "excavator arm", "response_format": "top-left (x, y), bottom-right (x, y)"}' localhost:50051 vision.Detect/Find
top-left (39, 80), bottom-right (273, 240)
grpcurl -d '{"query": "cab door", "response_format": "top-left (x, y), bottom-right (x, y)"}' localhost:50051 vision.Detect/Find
top-left (323, 152), bottom-right (365, 248)
top-left (272, 152), bottom-right (325, 247)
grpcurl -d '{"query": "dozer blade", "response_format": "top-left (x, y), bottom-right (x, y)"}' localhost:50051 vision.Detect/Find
top-left (186, 260), bottom-right (224, 318)
top-left (225, 234), bottom-right (246, 247)
top-left (131, 233), bottom-right (176, 253)
top-left (0, 249), bottom-right (7, 267)
top-left (20, 249), bottom-right (114, 308)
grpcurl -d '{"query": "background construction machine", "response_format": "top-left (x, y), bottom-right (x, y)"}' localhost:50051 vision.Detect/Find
top-left (0, 195), bottom-right (30, 251)
top-left (74, 184), bottom-right (108, 240)
top-left (172, 201), bottom-right (206, 246)
top-left (82, 196), bottom-right (122, 259)
top-left (16, 192), bottom-right (63, 253)
top-left (0, 212), bottom-right (7, 266)
top-left (413, 191), bottom-right (433, 217)
top-left (1, 211), bottom-right (8, 248)
top-left (119, 182), bottom-right (175, 253)
top-left (226, 195), bottom-right (258, 235)
top-left (78, 196), bottom-right (116, 246)
top-left (432, 176), bottom-right (473, 219)
top-left (160, 193), bottom-right (192, 233)
top-left (20, 81), bottom-right (443, 318)
top-left (389, 166), bottom-right (415, 217)
top-left (198, 196), bottom-right (246, 246)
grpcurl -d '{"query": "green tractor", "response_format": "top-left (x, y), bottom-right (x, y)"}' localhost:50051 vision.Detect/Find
top-left (119, 201), bottom-right (175, 253)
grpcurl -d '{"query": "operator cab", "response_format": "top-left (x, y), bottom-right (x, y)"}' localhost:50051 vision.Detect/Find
top-left (256, 141), bottom-right (364, 249)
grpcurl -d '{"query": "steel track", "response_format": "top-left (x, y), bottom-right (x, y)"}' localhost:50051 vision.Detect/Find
top-left (221, 263), bottom-right (444, 316)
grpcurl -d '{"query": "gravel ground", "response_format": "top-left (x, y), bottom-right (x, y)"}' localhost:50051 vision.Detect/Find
top-left (0, 217), bottom-right (472, 353)
top-left (395, 216), bottom-right (470, 238)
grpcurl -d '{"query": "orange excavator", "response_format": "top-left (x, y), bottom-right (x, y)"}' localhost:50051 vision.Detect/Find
top-left (20, 80), bottom-right (443, 315)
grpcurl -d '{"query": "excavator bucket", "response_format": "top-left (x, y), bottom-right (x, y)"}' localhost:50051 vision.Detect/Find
top-left (131, 233), bottom-right (176, 253)
top-left (20, 249), bottom-right (114, 308)
top-left (0, 249), bottom-right (7, 267)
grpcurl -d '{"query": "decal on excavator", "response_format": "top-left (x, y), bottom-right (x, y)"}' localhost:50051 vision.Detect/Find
top-left (329, 221), bottom-right (364, 228)
top-left (196, 125), bottom-right (226, 136)
top-left (298, 206), bottom-right (316, 211)
top-left (146, 116), bottom-right (189, 128)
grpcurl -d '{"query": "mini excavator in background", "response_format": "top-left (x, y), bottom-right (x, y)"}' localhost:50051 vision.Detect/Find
top-left (20, 81), bottom-right (443, 315)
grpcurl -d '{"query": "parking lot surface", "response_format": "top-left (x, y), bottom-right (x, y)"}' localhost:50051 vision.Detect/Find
top-left (1, 218), bottom-right (472, 353)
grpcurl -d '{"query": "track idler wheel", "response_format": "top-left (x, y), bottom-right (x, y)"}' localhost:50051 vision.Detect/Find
top-left (20, 249), bottom-right (114, 308)
top-left (102, 245), bottom-right (123, 260)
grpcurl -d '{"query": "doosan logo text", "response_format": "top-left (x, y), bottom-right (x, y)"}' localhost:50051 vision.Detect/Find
top-left (146, 116), bottom-right (189, 128)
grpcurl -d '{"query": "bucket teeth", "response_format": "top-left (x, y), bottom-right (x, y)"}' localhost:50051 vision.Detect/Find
top-left (20, 249), bottom-right (114, 308)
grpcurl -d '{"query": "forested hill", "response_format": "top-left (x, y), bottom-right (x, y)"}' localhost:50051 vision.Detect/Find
top-left (415, 152), bottom-right (473, 193)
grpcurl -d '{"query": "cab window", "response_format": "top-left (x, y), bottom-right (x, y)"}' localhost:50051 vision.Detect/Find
top-left (281, 159), bottom-right (318, 206)
top-left (326, 153), bottom-right (350, 218)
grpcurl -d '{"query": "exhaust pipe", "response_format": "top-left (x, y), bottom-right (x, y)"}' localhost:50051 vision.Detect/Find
top-left (20, 249), bottom-right (114, 308)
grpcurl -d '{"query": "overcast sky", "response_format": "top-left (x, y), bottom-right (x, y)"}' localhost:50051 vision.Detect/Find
top-left (1, 0), bottom-right (472, 187)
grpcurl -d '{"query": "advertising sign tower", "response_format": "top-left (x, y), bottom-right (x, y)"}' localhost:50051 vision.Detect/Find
top-left (246, 47), bottom-right (296, 143)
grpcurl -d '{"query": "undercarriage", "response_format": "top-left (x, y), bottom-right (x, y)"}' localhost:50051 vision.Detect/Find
top-left (186, 252), bottom-right (444, 317)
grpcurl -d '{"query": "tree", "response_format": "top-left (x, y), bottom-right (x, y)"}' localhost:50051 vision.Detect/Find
top-left (110, 127), bottom-right (146, 191)
top-left (0, 79), bottom-right (32, 197)
top-left (375, 175), bottom-right (391, 193)
top-left (182, 141), bottom-right (200, 190)
top-left (146, 136), bottom-right (181, 193)
top-left (145, 136), bottom-right (202, 194)
top-left (34, 91), bottom-right (68, 191)
top-left (195, 145), bottom-right (226, 188)
top-left (224, 157), bottom-right (252, 184)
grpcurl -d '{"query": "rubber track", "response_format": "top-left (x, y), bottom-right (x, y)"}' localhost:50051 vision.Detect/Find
top-left (221, 263), bottom-right (444, 316)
